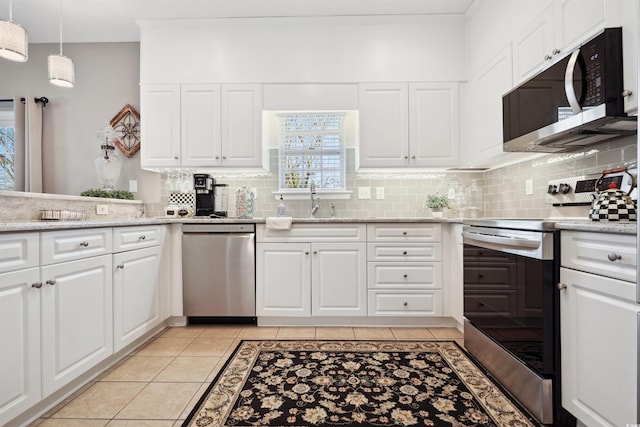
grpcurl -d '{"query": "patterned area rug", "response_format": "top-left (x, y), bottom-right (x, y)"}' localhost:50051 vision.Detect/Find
top-left (183, 340), bottom-right (538, 427)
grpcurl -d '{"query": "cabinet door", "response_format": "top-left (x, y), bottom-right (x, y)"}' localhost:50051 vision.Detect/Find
top-left (41, 255), bottom-right (113, 397)
top-left (408, 83), bottom-right (459, 167)
top-left (358, 83), bottom-right (409, 167)
top-left (140, 84), bottom-right (181, 168)
top-left (462, 46), bottom-right (513, 166)
top-left (512, 6), bottom-right (556, 85)
top-left (181, 84), bottom-right (222, 167)
top-left (0, 268), bottom-right (41, 426)
top-left (221, 84), bottom-right (264, 168)
top-left (560, 267), bottom-right (638, 426)
top-left (620, 0), bottom-right (638, 113)
top-left (311, 243), bottom-right (367, 316)
top-left (256, 243), bottom-right (311, 316)
top-left (113, 247), bottom-right (161, 352)
top-left (553, 0), bottom-right (607, 54)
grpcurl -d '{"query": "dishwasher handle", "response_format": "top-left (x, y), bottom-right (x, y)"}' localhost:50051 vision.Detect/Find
top-left (182, 223), bottom-right (255, 233)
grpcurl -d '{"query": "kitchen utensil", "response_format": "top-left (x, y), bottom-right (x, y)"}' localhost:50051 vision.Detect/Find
top-left (589, 167), bottom-right (637, 221)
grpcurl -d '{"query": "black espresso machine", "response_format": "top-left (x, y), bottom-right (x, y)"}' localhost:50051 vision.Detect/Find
top-left (194, 173), bottom-right (228, 217)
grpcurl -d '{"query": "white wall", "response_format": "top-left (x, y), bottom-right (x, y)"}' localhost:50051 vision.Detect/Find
top-left (139, 15), bottom-right (467, 83)
top-left (0, 42), bottom-right (160, 201)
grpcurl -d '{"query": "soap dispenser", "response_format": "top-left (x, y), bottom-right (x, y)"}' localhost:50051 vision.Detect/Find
top-left (277, 194), bottom-right (287, 216)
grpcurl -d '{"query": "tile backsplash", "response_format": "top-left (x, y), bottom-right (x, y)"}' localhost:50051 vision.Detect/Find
top-left (148, 137), bottom-right (637, 220)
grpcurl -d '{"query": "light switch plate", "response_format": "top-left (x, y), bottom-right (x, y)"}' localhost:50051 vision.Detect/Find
top-left (376, 187), bottom-right (385, 199)
top-left (358, 187), bottom-right (371, 199)
top-left (525, 179), bottom-right (533, 195)
top-left (129, 180), bottom-right (138, 193)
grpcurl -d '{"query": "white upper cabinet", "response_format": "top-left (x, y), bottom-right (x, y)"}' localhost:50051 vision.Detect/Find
top-left (180, 84), bottom-right (221, 167)
top-left (359, 82), bottom-right (459, 168)
top-left (408, 83), bottom-right (459, 167)
top-left (553, 0), bottom-right (608, 54)
top-left (221, 84), bottom-right (263, 168)
top-left (358, 83), bottom-right (409, 168)
top-left (141, 83), bottom-right (264, 170)
top-left (140, 85), bottom-right (181, 168)
top-left (512, 6), bottom-right (557, 85)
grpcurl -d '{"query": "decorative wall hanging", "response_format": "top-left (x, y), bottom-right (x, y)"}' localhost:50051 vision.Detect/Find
top-left (109, 104), bottom-right (140, 157)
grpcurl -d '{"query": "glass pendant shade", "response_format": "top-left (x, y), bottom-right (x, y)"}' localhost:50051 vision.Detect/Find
top-left (0, 19), bottom-right (28, 62)
top-left (48, 54), bottom-right (74, 87)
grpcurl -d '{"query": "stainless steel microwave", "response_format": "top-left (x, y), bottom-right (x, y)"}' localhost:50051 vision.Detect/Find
top-left (503, 27), bottom-right (636, 153)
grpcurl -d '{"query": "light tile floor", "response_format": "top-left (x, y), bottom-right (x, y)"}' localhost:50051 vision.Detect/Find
top-left (31, 325), bottom-right (464, 426)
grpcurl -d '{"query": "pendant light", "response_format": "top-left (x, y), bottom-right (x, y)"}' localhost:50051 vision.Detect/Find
top-left (0, 0), bottom-right (28, 62)
top-left (48, 0), bottom-right (74, 88)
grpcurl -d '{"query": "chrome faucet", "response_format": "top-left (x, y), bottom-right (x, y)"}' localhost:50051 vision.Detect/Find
top-left (310, 181), bottom-right (320, 218)
top-left (330, 202), bottom-right (336, 219)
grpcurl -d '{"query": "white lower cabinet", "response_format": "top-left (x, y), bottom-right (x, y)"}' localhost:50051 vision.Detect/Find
top-left (560, 231), bottom-right (638, 427)
top-left (0, 267), bottom-right (41, 425)
top-left (113, 246), bottom-right (162, 352)
top-left (256, 241), bottom-right (366, 317)
top-left (40, 254), bottom-right (113, 397)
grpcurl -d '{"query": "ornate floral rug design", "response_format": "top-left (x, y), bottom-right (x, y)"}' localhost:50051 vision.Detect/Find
top-left (183, 340), bottom-right (537, 427)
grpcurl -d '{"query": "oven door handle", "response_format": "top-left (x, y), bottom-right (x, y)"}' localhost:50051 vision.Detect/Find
top-left (462, 231), bottom-right (541, 249)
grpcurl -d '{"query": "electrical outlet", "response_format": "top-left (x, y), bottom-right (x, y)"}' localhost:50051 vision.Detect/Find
top-left (96, 204), bottom-right (109, 215)
top-left (525, 179), bottom-right (533, 195)
top-left (129, 180), bottom-right (138, 193)
top-left (358, 187), bottom-right (371, 199)
top-left (376, 187), bottom-right (385, 199)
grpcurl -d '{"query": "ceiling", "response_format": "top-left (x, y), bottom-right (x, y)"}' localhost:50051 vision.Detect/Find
top-left (3, 0), bottom-right (474, 44)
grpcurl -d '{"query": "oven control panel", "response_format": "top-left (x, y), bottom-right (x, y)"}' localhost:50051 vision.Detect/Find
top-left (546, 168), bottom-right (637, 206)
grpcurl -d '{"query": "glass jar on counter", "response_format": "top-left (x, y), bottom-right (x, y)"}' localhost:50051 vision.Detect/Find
top-left (235, 186), bottom-right (255, 219)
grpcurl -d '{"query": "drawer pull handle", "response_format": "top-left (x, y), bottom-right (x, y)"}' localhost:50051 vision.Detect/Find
top-left (116, 264), bottom-right (125, 269)
top-left (403, 251), bottom-right (407, 255)
top-left (305, 251), bottom-right (310, 255)
top-left (557, 283), bottom-right (567, 290)
top-left (139, 235), bottom-right (146, 240)
top-left (313, 250), bottom-right (317, 255)
top-left (478, 274), bottom-right (484, 279)
top-left (31, 282), bottom-right (43, 289)
top-left (80, 241), bottom-right (89, 247)
top-left (403, 302), bottom-right (408, 306)
top-left (402, 231), bottom-right (407, 236)
top-left (607, 253), bottom-right (622, 262)
top-left (403, 274), bottom-right (408, 278)
top-left (46, 279), bottom-right (57, 286)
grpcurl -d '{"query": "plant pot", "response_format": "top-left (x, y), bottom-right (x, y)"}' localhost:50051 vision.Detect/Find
top-left (430, 208), bottom-right (444, 218)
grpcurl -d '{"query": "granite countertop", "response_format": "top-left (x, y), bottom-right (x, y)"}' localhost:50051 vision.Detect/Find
top-left (0, 216), bottom-right (636, 234)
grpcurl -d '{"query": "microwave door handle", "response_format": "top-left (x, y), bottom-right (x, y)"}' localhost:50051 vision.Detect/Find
top-left (565, 49), bottom-right (583, 115)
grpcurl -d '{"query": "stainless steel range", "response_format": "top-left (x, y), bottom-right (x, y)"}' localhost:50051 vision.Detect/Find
top-left (462, 219), bottom-right (575, 426)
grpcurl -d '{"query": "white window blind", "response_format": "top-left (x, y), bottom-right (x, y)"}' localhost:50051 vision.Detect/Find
top-left (278, 112), bottom-right (346, 191)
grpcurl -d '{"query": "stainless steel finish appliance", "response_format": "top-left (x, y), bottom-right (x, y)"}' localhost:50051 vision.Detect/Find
top-left (503, 27), bottom-right (636, 153)
top-left (463, 219), bottom-right (574, 426)
top-left (182, 223), bottom-right (256, 319)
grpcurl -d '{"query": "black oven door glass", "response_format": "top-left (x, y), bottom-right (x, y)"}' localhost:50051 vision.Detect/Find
top-left (463, 244), bottom-right (556, 376)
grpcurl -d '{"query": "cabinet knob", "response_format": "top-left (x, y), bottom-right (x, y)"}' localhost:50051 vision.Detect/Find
top-left (222, 156), bottom-right (227, 160)
top-left (411, 155), bottom-right (416, 159)
top-left (478, 274), bottom-right (484, 279)
top-left (174, 155), bottom-right (179, 160)
top-left (403, 251), bottom-right (407, 255)
top-left (557, 283), bottom-right (567, 290)
top-left (404, 156), bottom-right (408, 160)
top-left (607, 253), bottom-right (622, 262)
top-left (46, 279), bottom-right (57, 286)
top-left (622, 89), bottom-right (633, 98)
top-left (403, 302), bottom-right (408, 306)
top-left (402, 231), bottom-right (407, 236)
top-left (116, 264), bottom-right (125, 269)
top-left (139, 235), bottom-right (146, 240)
top-left (31, 282), bottom-right (43, 289)
top-left (305, 251), bottom-right (310, 255)
top-left (403, 274), bottom-right (408, 279)
top-left (544, 54), bottom-right (552, 61)
top-left (313, 250), bottom-right (317, 255)
top-left (552, 48), bottom-right (561, 55)
top-left (215, 156), bottom-right (220, 160)
top-left (80, 241), bottom-right (89, 247)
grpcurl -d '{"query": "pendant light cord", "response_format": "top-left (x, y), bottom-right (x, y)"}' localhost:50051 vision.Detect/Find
top-left (8, 0), bottom-right (13, 22)
top-left (58, 0), bottom-right (63, 55)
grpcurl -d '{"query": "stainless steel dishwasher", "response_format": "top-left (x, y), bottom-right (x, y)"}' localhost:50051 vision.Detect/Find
top-left (182, 223), bottom-right (256, 320)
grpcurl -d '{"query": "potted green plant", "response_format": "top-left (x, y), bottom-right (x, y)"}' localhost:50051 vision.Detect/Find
top-left (425, 193), bottom-right (451, 217)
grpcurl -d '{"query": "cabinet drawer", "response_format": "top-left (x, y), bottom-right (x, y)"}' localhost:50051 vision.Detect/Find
top-left (463, 246), bottom-right (516, 263)
top-left (0, 232), bottom-right (39, 274)
top-left (367, 290), bottom-right (442, 316)
top-left (367, 242), bottom-right (441, 262)
top-left (257, 223), bottom-right (366, 242)
top-left (463, 264), bottom-right (517, 290)
top-left (367, 223), bottom-right (441, 242)
top-left (367, 262), bottom-right (441, 289)
top-left (561, 231), bottom-right (636, 282)
top-left (113, 225), bottom-right (162, 252)
top-left (41, 228), bottom-right (112, 265)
